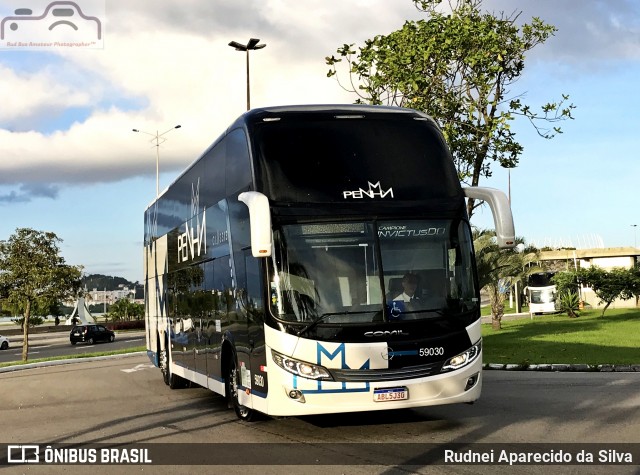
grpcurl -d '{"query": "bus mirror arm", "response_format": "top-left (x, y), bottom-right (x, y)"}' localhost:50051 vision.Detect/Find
top-left (463, 187), bottom-right (516, 249)
top-left (238, 191), bottom-right (273, 257)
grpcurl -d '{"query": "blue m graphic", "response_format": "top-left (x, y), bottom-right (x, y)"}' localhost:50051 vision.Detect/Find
top-left (293, 343), bottom-right (370, 394)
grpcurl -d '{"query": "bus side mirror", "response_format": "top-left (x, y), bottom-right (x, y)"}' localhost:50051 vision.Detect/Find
top-left (238, 191), bottom-right (272, 257)
top-left (463, 187), bottom-right (516, 249)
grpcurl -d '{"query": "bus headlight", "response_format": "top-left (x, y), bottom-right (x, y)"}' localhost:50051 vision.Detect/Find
top-left (441, 340), bottom-right (482, 372)
top-left (271, 350), bottom-right (333, 381)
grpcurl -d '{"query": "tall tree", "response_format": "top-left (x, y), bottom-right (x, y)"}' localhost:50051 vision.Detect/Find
top-left (553, 266), bottom-right (640, 317)
top-left (0, 228), bottom-right (82, 361)
top-left (326, 0), bottom-right (574, 217)
top-left (474, 229), bottom-right (538, 329)
top-left (576, 266), bottom-right (638, 318)
top-left (108, 298), bottom-right (144, 322)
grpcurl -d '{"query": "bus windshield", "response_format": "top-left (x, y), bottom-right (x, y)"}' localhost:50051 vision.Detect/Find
top-left (252, 115), bottom-right (461, 203)
top-left (267, 219), bottom-right (478, 324)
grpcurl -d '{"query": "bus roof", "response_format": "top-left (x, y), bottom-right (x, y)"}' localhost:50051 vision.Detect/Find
top-left (234, 103), bottom-right (435, 124)
top-left (146, 104), bottom-right (447, 211)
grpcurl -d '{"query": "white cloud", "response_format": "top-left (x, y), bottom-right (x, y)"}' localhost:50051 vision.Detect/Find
top-left (0, 64), bottom-right (92, 128)
top-left (1, 0), bottom-right (639, 195)
top-left (0, 0), bottom-right (419, 190)
top-left (485, 0), bottom-right (640, 63)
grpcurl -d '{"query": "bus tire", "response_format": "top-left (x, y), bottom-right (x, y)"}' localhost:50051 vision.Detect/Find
top-left (227, 354), bottom-right (257, 421)
top-left (161, 338), bottom-right (184, 389)
top-left (160, 339), bottom-right (170, 385)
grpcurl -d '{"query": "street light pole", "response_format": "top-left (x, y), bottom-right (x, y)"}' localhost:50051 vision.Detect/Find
top-left (228, 38), bottom-right (266, 111)
top-left (501, 163), bottom-right (513, 205)
top-left (132, 125), bottom-right (181, 197)
top-left (632, 224), bottom-right (637, 248)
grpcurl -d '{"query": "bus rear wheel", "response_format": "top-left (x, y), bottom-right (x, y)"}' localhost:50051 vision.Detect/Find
top-left (160, 344), bottom-right (170, 385)
top-left (161, 342), bottom-right (184, 389)
top-left (227, 356), bottom-right (257, 421)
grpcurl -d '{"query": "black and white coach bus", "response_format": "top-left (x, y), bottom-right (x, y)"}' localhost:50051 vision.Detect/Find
top-left (144, 105), bottom-right (515, 420)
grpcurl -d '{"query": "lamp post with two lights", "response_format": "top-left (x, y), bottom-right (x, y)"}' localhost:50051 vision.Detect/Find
top-left (132, 125), bottom-right (181, 197)
top-left (228, 38), bottom-right (266, 111)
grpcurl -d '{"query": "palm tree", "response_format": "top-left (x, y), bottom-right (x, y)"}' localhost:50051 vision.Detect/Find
top-left (473, 229), bottom-right (540, 330)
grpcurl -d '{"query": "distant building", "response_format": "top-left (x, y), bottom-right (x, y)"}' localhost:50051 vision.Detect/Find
top-left (538, 247), bottom-right (640, 310)
top-left (64, 285), bottom-right (144, 308)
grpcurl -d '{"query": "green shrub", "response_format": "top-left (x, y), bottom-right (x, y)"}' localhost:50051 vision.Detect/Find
top-left (559, 290), bottom-right (580, 318)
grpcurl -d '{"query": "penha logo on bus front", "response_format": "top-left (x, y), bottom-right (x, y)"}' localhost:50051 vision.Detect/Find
top-left (343, 181), bottom-right (394, 200)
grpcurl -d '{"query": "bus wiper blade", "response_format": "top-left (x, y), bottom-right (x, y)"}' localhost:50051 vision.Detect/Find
top-left (396, 308), bottom-right (446, 315)
top-left (395, 307), bottom-right (476, 318)
top-left (296, 312), bottom-right (349, 337)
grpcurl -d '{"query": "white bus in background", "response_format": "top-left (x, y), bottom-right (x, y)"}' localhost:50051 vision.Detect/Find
top-left (527, 272), bottom-right (558, 315)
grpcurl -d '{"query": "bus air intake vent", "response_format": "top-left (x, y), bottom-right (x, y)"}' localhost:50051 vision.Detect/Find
top-left (329, 362), bottom-right (443, 382)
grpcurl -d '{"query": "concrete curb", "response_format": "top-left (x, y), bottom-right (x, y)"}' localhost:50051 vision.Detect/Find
top-left (484, 363), bottom-right (640, 372)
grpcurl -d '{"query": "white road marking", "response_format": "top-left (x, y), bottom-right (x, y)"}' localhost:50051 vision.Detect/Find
top-left (121, 363), bottom-right (155, 373)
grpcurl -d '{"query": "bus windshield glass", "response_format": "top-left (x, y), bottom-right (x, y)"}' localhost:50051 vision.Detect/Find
top-left (252, 115), bottom-right (461, 203)
top-left (267, 219), bottom-right (478, 324)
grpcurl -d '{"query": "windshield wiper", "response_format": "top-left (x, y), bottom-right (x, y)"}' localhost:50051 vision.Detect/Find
top-left (388, 307), bottom-right (446, 317)
top-left (296, 311), bottom-right (371, 337)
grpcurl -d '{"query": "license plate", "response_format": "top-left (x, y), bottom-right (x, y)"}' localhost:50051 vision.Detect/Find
top-left (373, 387), bottom-right (408, 402)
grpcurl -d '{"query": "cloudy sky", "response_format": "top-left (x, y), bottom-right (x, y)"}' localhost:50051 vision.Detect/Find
top-left (1, 0), bottom-right (639, 282)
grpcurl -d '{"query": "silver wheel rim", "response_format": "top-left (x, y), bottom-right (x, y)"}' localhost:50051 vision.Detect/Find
top-left (231, 365), bottom-right (250, 418)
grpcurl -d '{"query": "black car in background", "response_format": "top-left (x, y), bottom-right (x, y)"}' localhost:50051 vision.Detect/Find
top-left (70, 324), bottom-right (115, 345)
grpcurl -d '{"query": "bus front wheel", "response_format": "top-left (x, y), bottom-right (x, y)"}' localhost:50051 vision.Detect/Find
top-left (227, 356), bottom-right (257, 421)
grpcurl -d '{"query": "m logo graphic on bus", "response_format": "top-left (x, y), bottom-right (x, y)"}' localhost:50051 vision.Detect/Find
top-left (343, 181), bottom-right (394, 200)
top-left (297, 343), bottom-right (371, 394)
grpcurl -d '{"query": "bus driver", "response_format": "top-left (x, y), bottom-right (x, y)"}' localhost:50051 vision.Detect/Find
top-left (393, 273), bottom-right (420, 302)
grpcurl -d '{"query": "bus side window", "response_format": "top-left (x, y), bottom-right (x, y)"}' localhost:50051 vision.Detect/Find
top-left (212, 256), bottom-right (235, 319)
top-left (226, 128), bottom-right (252, 196)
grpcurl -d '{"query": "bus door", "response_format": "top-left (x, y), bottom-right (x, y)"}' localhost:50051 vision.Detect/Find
top-left (244, 251), bottom-right (267, 398)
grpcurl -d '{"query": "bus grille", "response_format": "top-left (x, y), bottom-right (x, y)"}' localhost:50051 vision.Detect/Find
top-left (329, 362), bottom-right (443, 382)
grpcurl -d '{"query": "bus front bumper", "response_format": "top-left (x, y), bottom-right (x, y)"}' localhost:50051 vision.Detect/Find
top-left (259, 354), bottom-right (483, 417)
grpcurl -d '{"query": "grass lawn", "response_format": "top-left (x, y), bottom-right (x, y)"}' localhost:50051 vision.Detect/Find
top-left (482, 308), bottom-right (640, 365)
top-left (481, 304), bottom-right (529, 316)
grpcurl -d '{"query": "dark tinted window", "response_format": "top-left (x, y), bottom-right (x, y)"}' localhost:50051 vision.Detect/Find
top-left (253, 115), bottom-right (460, 203)
top-left (203, 140), bottom-right (225, 206)
top-left (226, 128), bottom-right (252, 196)
top-left (528, 272), bottom-right (555, 287)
